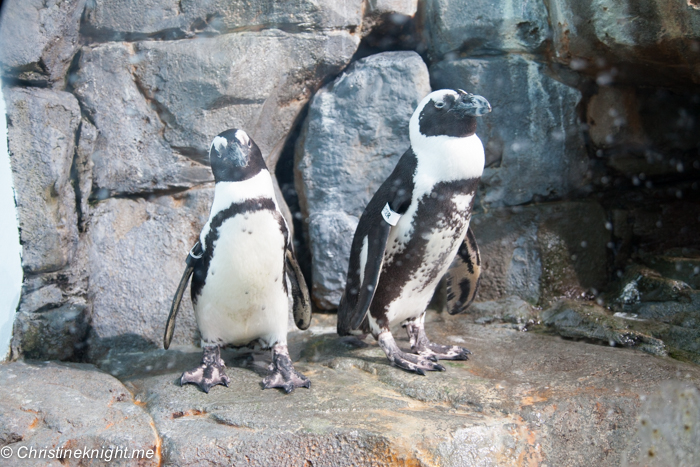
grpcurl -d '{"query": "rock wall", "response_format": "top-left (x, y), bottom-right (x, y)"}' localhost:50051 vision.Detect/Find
top-left (1, 0), bottom-right (699, 362)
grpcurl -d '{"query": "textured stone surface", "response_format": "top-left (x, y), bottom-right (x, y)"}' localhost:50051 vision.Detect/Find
top-left (431, 54), bottom-right (588, 207)
top-left (11, 304), bottom-right (89, 361)
top-left (0, 0), bottom-right (86, 86)
top-left (421, 0), bottom-right (550, 59)
top-left (0, 361), bottom-right (159, 466)
top-left (73, 43), bottom-right (212, 197)
top-left (295, 51), bottom-right (430, 309)
top-left (86, 187), bottom-right (214, 360)
top-left (5, 87), bottom-right (80, 274)
top-left (545, 0), bottom-right (700, 86)
top-left (131, 30), bottom-right (359, 169)
top-left (98, 312), bottom-right (700, 466)
top-left (622, 382), bottom-right (700, 466)
top-left (471, 201), bottom-right (609, 305)
top-left (83, 0), bottom-right (363, 40)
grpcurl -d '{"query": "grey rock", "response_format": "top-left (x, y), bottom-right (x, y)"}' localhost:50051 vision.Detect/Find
top-left (613, 264), bottom-right (693, 306)
top-left (471, 200), bottom-right (609, 305)
top-left (295, 51), bottom-right (430, 309)
top-left (73, 43), bottom-right (213, 197)
top-left (11, 304), bottom-right (89, 361)
top-left (131, 30), bottom-right (360, 169)
top-left (421, 0), bottom-right (550, 59)
top-left (103, 312), bottom-right (700, 465)
top-left (0, 0), bottom-right (86, 87)
top-left (0, 361), bottom-right (159, 466)
top-left (18, 285), bottom-right (64, 314)
top-left (75, 119), bottom-right (98, 230)
top-left (83, 0), bottom-right (363, 40)
top-left (5, 87), bottom-right (80, 274)
top-left (545, 0), bottom-right (700, 86)
top-left (431, 54), bottom-right (588, 207)
top-left (542, 299), bottom-right (667, 356)
top-left (463, 296), bottom-right (536, 328)
top-left (86, 186), bottom-right (214, 360)
top-left (622, 382), bottom-right (700, 467)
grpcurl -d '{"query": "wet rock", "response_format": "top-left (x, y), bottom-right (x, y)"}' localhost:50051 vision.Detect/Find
top-left (0, 361), bottom-right (159, 466)
top-left (72, 43), bottom-right (213, 197)
top-left (471, 200), bottom-right (609, 305)
top-left (295, 51), bottom-right (430, 309)
top-left (545, 0), bottom-right (700, 86)
top-left (587, 86), bottom-right (647, 150)
top-left (642, 254), bottom-right (700, 289)
top-left (131, 30), bottom-right (359, 170)
top-left (4, 87), bottom-right (80, 274)
top-left (542, 299), bottom-right (667, 356)
top-left (431, 54), bottom-right (588, 207)
top-left (421, 0), bottom-right (550, 59)
top-left (622, 382), bottom-right (700, 466)
top-left (106, 312), bottom-right (700, 466)
top-left (613, 264), bottom-right (693, 305)
top-left (86, 187), bottom-right (214, 360)
top-left (0, 0), bottom-right (86, 87)
top-left (10, 304), bottom-right (89, 362)
top-left (83, 0), bottom-right (363, 40)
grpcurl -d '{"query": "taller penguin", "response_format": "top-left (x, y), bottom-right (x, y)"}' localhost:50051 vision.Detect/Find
top-left (337, 89), bottom-right (491, 374)
top-left (164, 129), bottom-right (311, 393)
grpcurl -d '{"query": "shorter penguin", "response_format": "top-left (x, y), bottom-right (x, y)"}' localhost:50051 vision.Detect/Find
top-left (337, 89), bottom-right (490, 374)
top-left (164, 129), bottom-right (311, 393)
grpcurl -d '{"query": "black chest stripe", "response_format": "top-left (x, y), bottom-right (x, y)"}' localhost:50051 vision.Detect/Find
top-left (191, 197), bottom-right (283, 304)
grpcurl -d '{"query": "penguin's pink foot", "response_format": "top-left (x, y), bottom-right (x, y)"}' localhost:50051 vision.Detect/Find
top-left (262, 343), bottom-right (310, 393)
top-left (180, 345), bottom-right (230, 393)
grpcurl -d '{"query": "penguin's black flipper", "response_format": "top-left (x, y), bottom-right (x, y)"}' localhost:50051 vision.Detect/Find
top-left (286, 248), bottom-right (311, 330)
top-left (445, 227), bottom-right (481, 315)
top-left (338, 149), bottom-right (416, 334)
top-left (164, 242), bottom-right (201, 349)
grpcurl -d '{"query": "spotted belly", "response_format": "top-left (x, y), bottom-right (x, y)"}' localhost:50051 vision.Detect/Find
top-left (368, 182), bottom-right (476, 332)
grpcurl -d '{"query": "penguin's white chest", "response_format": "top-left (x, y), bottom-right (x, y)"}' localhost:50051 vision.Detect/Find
top-left (195, 210), bottom-right (288, 347)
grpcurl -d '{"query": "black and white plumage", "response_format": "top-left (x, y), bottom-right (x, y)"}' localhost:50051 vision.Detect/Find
top-left (337, 89), bottom-right (490, 374)
top-left (164, 129), bottom-right (311, 393)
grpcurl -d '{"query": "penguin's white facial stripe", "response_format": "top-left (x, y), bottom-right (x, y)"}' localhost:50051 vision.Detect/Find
top-left (200, 170), bottom-right (277, 249)
top-left (235, 130), bottom-right (251, 147)
top-left (211, 136), bottom-right (228, 155)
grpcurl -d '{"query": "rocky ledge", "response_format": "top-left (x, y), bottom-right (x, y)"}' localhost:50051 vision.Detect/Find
top-left (2, 312), bottom-right (699, 466)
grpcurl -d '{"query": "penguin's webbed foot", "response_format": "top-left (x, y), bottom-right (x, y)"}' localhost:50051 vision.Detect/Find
top-left (405, 314), bottom-right (471, 361)
top-left (180, 345), bottom-right (231, 393)
top-left (262, 343), bottom-right (310, 393)
top-left (378, 331), bottom-right (445, 375)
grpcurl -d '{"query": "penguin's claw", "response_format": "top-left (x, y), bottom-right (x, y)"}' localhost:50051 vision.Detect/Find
top-left (180, 345), bottom-right (230, 393)
top-left (378, 331), bottom-right (446, 374)
top-left (405, 317), bottom-right (471, 361)
top-left (417, 343), bottom-right (471, 361)
top-left (262, 343), bottom-right (310, 393)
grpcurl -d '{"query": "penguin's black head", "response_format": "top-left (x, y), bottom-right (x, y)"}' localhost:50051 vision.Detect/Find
top-left (209, 129), bottom-right (267, 182)
top-left (411, 89), bottom-right (491, 139)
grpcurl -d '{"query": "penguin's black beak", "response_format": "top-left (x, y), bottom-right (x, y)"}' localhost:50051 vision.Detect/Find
top-left (455, 89), bottom-right (491, 117)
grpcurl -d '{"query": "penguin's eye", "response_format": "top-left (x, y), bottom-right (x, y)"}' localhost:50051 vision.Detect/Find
top-left (434, 101), bottom-right (445, 109)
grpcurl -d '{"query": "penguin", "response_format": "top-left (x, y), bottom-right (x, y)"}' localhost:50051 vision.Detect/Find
top-left (164, 129), bottom-right (311, 393)
top-left (337, 89), bottom-right (491, 374)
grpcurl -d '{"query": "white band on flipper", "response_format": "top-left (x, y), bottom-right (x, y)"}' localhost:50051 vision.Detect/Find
top-left (381, 203), bottom-right (401, 226)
